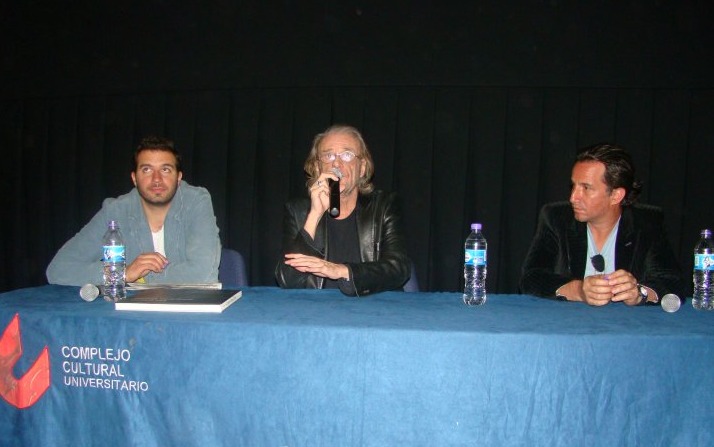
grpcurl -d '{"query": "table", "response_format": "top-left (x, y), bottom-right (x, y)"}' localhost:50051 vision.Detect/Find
top-left (1, 285), bottom-right (713, 446)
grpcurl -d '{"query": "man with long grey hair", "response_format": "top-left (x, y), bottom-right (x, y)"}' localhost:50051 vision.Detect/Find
top-left (275, 124), bottom-right (411, 296)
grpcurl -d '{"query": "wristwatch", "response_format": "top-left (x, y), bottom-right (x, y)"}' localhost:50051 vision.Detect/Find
top-left (637, 284), bottom-right (657, 304)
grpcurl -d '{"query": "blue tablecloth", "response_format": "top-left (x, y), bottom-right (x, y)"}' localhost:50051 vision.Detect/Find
top-left (1, 285), bottom-right (713, 446)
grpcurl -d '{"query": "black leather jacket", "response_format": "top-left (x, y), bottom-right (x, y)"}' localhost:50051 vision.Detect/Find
top-left (275, 190), bottom-right (411, 296)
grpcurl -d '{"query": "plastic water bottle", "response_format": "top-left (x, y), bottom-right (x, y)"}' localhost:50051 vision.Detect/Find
top-left (692, 228), bottom-right (714, 310)
top-left (463, 223), bottom-right (487, 306)
top-left (102, 220), bottom-right (126, 301)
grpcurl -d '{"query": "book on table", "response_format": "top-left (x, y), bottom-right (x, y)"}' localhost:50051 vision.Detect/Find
top-left (126, 282), bottom-right (223, 290)
top-left (115, 287), bottom-right (242, 313)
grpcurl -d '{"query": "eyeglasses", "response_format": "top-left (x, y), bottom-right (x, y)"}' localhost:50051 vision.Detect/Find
top-left (319, 151), bottom-right (358, 163)
top-left (591, 254), bottom-right (605, 273)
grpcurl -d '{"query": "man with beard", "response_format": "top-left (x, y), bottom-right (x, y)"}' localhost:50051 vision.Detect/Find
top-left (46, 136), bottom-right (221, 286)
top-left (519, 143), bottom-right (685, 306)
top-left (275, 124), bottom-right (411, 296)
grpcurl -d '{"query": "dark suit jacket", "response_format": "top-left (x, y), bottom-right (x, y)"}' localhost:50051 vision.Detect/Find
top-left (520, 201), bottom-right (686, 300)
top-left (274, 190), bottom-right (410, 297)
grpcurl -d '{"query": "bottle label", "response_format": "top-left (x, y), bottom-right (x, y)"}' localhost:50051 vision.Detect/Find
top-left (465, 249), bottom-right (487, 266)
top-left (694, 254), bottom-right (714, 271)
top-left (103, 245), bottom-right (126, 263)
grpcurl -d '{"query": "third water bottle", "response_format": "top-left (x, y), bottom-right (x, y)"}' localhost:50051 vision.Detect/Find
top-left (693, 228), bottom-right (714, 310)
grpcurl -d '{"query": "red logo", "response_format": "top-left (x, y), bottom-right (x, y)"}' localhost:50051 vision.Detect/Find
top-left (0, 313), bottom-right (51, 409)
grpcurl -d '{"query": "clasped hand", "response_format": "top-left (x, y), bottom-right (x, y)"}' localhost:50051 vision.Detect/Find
top-left (581, 269), bottom-right (641, 306)
top-left (126, 252), bottom-right (169, 283)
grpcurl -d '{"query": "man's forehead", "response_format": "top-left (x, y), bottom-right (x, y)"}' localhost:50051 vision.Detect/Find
top-left (138, 150), bottom-right (177, 163)
top-left (138, 159), bottom-right (177, 166)
top-left (320, 133), bottom-right (359, 150)
top-left (572, 161), bottom-right (605, 179)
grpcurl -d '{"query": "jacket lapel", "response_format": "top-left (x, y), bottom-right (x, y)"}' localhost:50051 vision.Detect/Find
top-left (568, 219), bottom-right (588, 277)
top-left (355, 193), bottom-right (375, 262)
top-left (615, 207), bottom-right (636, 271)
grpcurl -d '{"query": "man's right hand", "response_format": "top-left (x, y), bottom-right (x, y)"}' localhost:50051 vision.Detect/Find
top-left (558, 276), bottom-right (612, 306)
top-left (304, 172), bottom-right (341, 238)
top-left (125, 252), bottom-right (169, 283)
top-left (580, 275), bottom-right (614, 306)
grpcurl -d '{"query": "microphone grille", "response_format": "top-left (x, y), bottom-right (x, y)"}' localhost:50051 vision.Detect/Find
top-left (79, 284), bottom-right (100, 302)
top-left (331, 167), bottom-right (343, 179)
top-left (661, 293), bottom-right (681, 313)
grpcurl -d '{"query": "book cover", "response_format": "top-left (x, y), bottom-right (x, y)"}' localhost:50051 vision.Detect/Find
top-left (126, 282), bottom-right (223, 290)
top-left (115, 288), bottom-right (242, 313)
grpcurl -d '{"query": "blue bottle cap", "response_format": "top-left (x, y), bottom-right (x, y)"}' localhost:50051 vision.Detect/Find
top-left (471, 223), bottom-right (482, 231)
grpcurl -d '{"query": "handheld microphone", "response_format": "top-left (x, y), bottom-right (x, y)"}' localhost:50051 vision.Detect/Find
top-left (661, 293), bottom-right (681, 313)
top-left (79, 284), bottom-right (102, 302)
top-left (328, 167), bottom-right (343, 218)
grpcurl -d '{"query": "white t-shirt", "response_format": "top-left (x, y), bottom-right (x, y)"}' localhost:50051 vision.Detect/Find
top-left (152, 227), bottom-right (165, 256)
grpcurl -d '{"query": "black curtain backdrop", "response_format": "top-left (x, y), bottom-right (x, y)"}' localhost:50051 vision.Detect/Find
top-left (1, 2), bottom-right (713, 294)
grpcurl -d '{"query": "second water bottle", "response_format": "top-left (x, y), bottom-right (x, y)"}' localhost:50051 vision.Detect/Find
top-left (464, 223), bottom-right (487, 306)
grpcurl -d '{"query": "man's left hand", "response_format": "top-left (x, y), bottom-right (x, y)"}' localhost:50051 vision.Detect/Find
top-left (283, 253), bottom-right (349, 281)
top-left (607, 269), bottom-right (642, 306)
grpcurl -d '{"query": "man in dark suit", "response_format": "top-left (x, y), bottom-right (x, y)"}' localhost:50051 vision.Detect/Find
top-left (520, 143), bottom-right (685, 306)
